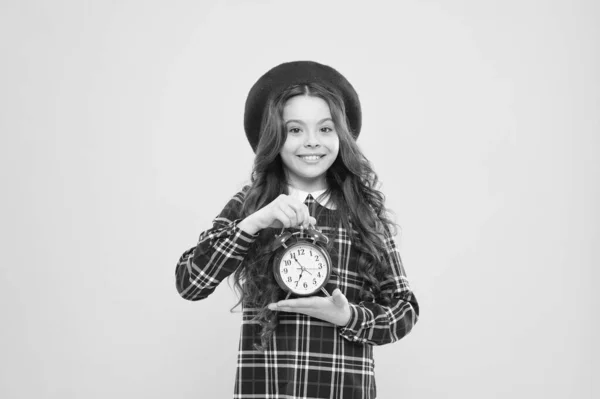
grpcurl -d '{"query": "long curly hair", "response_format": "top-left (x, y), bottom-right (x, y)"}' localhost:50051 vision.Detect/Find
top-left (231, 82), bottom-right (398, 350)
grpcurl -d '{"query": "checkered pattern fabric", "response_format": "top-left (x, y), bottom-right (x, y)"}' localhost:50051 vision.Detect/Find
top-left (304, 193), bottom-right (316, 206)
top-left (176, 187), bottom-right (419, 398)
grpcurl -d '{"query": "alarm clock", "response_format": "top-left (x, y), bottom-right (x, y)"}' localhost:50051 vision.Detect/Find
top-left (271, 225), bottom-right (332, 298)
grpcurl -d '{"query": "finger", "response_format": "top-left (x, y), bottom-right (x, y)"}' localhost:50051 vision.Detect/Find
top-left (270, 297), bottom-right (321, 309)
top-left (270, 219), bottom-right (284, 229)
top-left (273, 208), bottom-right (294, 228)
top-left (331, 289), bottom-right (348, 307)
top-left (300, 204), bottom-right (312, 227)
top-left (270, 299), bottom-right (308, 309)
top-left (279, 204), bottom-right (298, 227)
top-left (286, 200), bottom-right (309, 227)
top-left (302, 204), bottom-right (316, 228)
top-left (270, 305), bottom-right (314, 314)
top-left (284, 197), bottom-right (311, 227)
top-left (332, 290), bottom-right (342, 303)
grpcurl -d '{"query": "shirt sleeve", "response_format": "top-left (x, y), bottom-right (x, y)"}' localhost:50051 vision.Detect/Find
top-left (339, 230), bottom-right (420, 345)
top-left (175, 187), bottom-right (257, 301)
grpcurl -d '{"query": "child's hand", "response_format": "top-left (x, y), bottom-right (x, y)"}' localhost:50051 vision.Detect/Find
top-left (267, 288), bottom-right (351, 326)
top-left (242, 194), bottom-right (317, 233)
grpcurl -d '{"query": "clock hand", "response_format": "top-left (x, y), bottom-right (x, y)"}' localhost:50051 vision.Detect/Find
top-left (294, 259), bottom-right (312, 275)
top-left (296, 267), bottom-right (304, 284)
top-left (295, 267), bottom-right (313, 276)
top-left (294, 259), bottom-right (304, 287)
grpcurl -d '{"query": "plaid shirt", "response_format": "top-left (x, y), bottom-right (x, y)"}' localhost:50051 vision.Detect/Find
top-left (175, 187), bottom-right (419, 399)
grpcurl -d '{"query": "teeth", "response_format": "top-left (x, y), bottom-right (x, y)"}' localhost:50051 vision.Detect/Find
top-left (300, 155), bottom-right (321, 161)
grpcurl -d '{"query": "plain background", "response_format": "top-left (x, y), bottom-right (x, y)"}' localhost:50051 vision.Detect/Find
top-left (1, 0), bottom-right (598, 398)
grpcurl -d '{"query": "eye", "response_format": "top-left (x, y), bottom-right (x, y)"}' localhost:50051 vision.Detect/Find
top-left (320, 126), bottom-right (334, 133)
top-left (288, 127), bottom-right (301, 134)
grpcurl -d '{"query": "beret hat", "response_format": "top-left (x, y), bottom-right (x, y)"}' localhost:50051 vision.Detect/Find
top-left (243, 60), bottom-right (362, 152)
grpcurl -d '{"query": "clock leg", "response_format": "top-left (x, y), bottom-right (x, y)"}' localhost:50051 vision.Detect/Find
top-left (320, 287), bottom-right (331, 297)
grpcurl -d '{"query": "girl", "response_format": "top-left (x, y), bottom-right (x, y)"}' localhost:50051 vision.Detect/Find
top-left (175, 61), bottom-right (419, 399)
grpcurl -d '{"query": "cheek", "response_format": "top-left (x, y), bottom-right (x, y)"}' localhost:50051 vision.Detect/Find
top-left (328, 136), bottom-right (340, 156)
top-left (280, 137), bottom-right (295, 156)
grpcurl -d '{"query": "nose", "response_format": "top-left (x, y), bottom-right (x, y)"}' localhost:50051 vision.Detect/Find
top-left (304, 129), bottom-right (320, 148)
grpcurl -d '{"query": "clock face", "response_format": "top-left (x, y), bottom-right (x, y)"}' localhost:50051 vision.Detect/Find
top-left (275, 242), bottom-right (331, 296)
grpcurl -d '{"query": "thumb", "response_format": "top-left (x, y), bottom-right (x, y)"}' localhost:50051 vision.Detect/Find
top-left (269, 220), bottom-right (284, 229)
top-left (331, 288), bottom-right (347, 306)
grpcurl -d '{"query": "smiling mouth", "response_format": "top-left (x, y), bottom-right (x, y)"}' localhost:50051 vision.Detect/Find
top-left (297, 155), bottom-right (325, 161)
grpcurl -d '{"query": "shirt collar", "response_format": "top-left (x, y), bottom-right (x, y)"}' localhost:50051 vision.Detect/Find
top-left (287, 186), bottom-right (336, 210)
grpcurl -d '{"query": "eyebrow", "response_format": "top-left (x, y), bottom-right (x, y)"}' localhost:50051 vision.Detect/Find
top-left (284, 118), bottom-right (333, 125)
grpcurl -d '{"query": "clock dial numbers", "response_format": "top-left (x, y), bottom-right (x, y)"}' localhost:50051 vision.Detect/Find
top-left (278, 243), bottom-right (329, 295)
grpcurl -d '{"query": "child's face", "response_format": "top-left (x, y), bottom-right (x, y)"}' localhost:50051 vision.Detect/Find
top-left (280, 95), bottom-right (340, 191)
